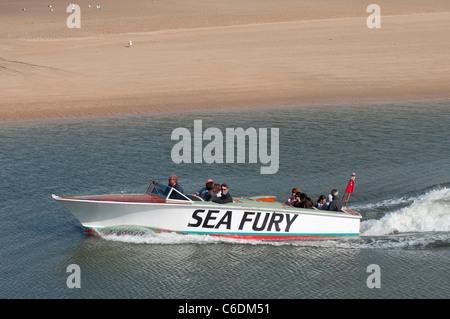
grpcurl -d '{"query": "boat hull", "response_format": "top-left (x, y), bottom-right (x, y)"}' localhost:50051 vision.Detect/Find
top-left (53, 194), bottom-right (361, 240)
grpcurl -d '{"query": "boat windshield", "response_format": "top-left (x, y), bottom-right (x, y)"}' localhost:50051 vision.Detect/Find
top-left (146, 181), bottom-right (191, 201)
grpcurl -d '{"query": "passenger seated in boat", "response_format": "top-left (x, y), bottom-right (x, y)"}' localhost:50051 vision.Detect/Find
top-left (168, 175), bottom-right (185, 200)
top-left (326, 189), bottom-right (337, 204)
top-left (327, 189), bottom-right (343, 211)
top-left (213, 183), bottom-right (222, 196)
top-left (285, 187), bottom-right (301, 206)
top-left (204, 183), bottom-right (221, 201)
top-left (194, 179), bottom-right (213, 199)
top-left (293, 193), bottom-right (314, 209)
top-left (315, 195), bottom-right (329, 210)
top-left (291, 192), bottom-right (302, 207)
top-left (211, 183), bottom-right (233, 204)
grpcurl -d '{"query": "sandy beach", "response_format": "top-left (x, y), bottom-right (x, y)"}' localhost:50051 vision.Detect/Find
top-left (1, 0), bottom-right (449, 122)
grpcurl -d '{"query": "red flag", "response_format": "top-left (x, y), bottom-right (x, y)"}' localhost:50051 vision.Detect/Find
top-left (345, 174), bottom-right (356, 194)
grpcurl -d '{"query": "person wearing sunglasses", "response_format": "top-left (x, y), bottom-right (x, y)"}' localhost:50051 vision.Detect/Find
top-left (168, 175), bottom-right (185, 200)
top-left (211, 183), bottom-right (233, 204)
top-left (285, 187), bottom-right (301, 206)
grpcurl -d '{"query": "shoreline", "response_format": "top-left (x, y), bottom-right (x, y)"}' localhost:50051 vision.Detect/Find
top-left (2, 97), bottom-right (448, 125)
top-left (1, 1), bottom-right (449, 123)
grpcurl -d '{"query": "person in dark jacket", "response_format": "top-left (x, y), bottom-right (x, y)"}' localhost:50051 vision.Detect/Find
top-left (293, 193), bottom-right (314, 209)
top-left (328, 189), bottom-right (343, 211)
top-left (212, 183), bottom-right (233, 204)
top-left (195, 179), bottom-right (214, 199)
top-left (168, 175), bottom-right (185, 200)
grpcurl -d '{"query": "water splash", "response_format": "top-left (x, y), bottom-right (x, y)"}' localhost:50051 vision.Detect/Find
top-left (361, 187), bottom-right (450, 236)
top-left (96, 228), bottom-right (255, 245)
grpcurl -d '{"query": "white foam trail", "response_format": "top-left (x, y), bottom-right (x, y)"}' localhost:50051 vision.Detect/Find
top-left (337, 232), bottom-right (450, 249)
top-left (350, 196), bottom-right (412, 210)
top-left (97, 231), bottom-right (449, 250)
top-left (97, 229), bottom-right (258, 245)
top-left (361, 187), bottom-right (450, 236)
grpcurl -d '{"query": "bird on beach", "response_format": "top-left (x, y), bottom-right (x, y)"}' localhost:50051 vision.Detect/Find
top-left (128, 41), bottom-right (133, 47)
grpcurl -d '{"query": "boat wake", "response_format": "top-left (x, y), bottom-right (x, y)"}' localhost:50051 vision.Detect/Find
top-left (94, 187), bottom-right (450, 250)
top-left (350, 186), bottom-right (450, 249)
top-left (95, 228), bottom-right (257, 245)
top-left (359, 187), bottom-right (450, 236)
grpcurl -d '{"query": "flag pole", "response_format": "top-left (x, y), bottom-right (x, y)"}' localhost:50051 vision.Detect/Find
top-left (342, 173), bottom-right (356, 207)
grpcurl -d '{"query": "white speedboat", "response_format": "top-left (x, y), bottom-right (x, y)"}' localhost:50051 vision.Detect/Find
top-left (52, 181), bottom-right (361, 240)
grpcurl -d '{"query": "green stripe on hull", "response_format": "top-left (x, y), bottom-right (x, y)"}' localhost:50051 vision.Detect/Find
top-left (179, 230), bottom-right (359, 237)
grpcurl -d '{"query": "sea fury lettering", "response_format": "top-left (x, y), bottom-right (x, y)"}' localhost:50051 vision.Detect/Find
top-left (239, 211), bottom-right (298, 232)
top-left (187, 210), bottom-right (298, 232)
top-left (188, 210), bottom-right (232, 229)
top-left (171, 120), bottom-right (279, 174)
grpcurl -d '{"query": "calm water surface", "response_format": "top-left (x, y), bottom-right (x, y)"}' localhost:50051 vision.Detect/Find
top-left (1, 100), bottom-right (449, 299)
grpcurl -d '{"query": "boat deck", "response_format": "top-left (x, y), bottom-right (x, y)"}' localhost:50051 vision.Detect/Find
top-left (59, 193), bottom-right (360, 217)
